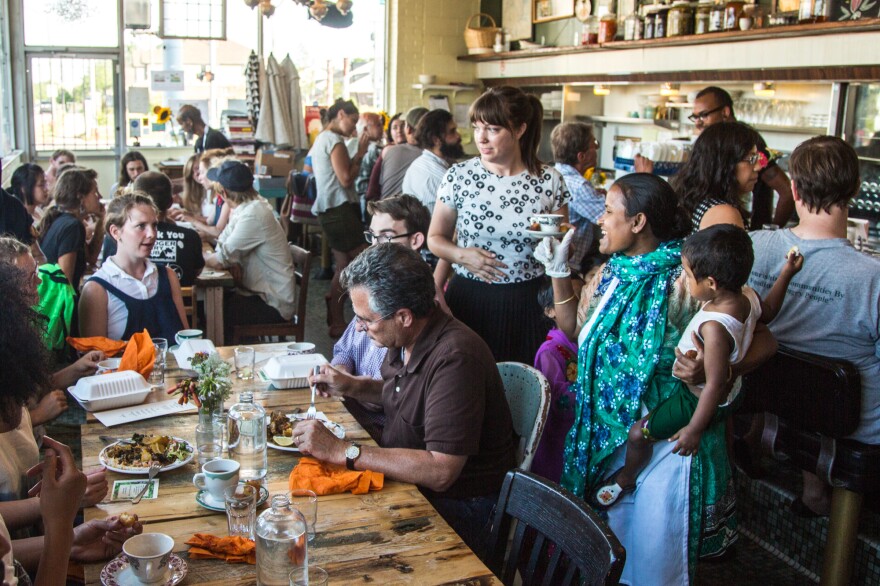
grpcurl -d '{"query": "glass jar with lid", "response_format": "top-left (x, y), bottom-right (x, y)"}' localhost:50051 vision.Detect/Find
top-left (643, 9), bottom-right (656, 39)
top-left (624, 12), bottom-right (645, 40)
top-left (724, 0), bottom-right (745, 30)
top-left (695, 2), bottom-right (712, 33)
top-left (584, 15), bottom-right (600, 45)
top-left (709, 1), bottom-right (725, 31)
top-left (667, 2), bottom-right (693, 36)
top-left (255, 495), bottom-right (308, 586)
top-left (654, 7), bottom-right (670, 38)
top-left (598, 13), bottom-right (618, 43)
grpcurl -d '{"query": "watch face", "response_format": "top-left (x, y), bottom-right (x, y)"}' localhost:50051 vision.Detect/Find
top-left (345, 443), bottom-right (360, 459)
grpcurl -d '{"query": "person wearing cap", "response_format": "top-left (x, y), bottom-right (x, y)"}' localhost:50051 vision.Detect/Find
top-left (203, 160), bottom-right (296, 335)
top-left (365, 107), bottom-right (429, 201)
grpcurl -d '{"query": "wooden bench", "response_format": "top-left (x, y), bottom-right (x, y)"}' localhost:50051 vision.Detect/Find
top-left (739, 346), bottom-right (880, 586)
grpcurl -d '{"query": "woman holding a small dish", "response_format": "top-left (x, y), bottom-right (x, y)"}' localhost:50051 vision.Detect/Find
top-left (428, 86), bottom-right (569, 363)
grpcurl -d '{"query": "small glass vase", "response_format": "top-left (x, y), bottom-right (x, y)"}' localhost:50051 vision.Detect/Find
top-left (198, 397), bottom-right (224, 425)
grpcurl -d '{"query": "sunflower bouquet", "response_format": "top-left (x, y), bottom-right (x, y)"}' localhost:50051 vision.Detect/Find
top-left (153, 105), bottom-right (172, 124)
top-left (584, 167), bottom-right (607, 188)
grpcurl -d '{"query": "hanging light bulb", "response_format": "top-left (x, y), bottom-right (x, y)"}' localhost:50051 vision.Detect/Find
top-left (593, 84), bottom-right (610, 96)
top-left (337, 0), bottom-right (353, 15)
top-left (260, 0), bottom-right (276, 17)
top-left (753, 82), bottom-right (776, 98)
top-left (660, 82), bottom-right (680, 96)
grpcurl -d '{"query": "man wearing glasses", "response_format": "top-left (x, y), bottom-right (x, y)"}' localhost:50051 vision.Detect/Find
top-left (636, 86), bottom-right (794, 227)
top-left (325, 195), bottom-right (437, 439)
top-left (297, 243), bottom-right (516, 557)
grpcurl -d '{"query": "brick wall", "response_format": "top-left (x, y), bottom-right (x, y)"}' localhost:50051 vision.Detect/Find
top-left (387, 0), bottom-right (483, 115)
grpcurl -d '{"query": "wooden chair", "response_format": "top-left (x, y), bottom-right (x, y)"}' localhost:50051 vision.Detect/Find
top-left (497, 362), bottom-right (551, 471)
top-left (486, 469), bottom-right (626, 586)
top-left (229, 244), bottom-right (312, 344)
top-left (180, 286), bottom-right (197, 329)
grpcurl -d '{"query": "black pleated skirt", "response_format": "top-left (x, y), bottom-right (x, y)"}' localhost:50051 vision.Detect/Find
top-left (445, 274), bottom-right (546, 365)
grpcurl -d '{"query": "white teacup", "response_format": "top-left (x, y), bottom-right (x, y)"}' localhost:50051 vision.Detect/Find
top-left (529, 214), bottom-right (564, 233)
top-left (193, 458), bottom-right (240, 502)
top-left (123, 533), bottom-right (174, 583)
top-left (96, 358), bottom-right (121, 374)
top-left (287, 342), bottom-right (316, 356)
top-left (175, 329), bottom-right (203, 345)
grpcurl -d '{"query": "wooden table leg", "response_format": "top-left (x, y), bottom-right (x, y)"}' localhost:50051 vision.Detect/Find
top-left (203, 285), bottom-right (225, 346)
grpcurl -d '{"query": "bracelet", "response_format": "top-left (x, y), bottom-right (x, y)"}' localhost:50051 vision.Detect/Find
top-left (554, 295), bottom-right (576, 306)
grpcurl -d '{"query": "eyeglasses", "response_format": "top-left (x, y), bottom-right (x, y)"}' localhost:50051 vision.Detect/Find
top-left (353, 310), bottom-right (396, 328)
top-left (741, 153), bottom-right (760, 165)
top-left (687, 106), bottom-right (724, 123)
top-left (363, 230), bottom-right (415, 244)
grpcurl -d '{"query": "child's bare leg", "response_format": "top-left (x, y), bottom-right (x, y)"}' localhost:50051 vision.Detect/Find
top-left (616, 418), bottom-right (654, 488)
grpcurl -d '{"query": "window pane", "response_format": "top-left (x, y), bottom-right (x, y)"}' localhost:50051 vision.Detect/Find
top-left (24, 0), bottom-right (118, 48)
top-left (161, 0), bottom-right (226, 40)
top-left (31, 57), bottom-right (116, 151)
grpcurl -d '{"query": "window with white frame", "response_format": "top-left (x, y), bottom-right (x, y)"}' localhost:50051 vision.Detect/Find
top-left (159, 0), bottom-right (226, 40)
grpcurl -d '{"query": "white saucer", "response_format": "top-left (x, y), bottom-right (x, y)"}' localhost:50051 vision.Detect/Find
top-left (524, 228), bottom-right (565, 238)
top-left (195, 483), bottom-right (270, 512)
top-left (100, 552), bottom-right (187, 585)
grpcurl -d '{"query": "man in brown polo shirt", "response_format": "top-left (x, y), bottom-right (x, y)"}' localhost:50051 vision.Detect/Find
top-left (295, 243), bottom-right (516, 556)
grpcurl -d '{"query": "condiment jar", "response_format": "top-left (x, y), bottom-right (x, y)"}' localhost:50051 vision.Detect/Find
top-left (695, 2), bottom-right (712, 34)
top-left (598, 13), bottom-right (618, 44)
top-left (624, 12), bottom-right (644, 40)
top-left (644, 9), bottom-right (657, 38)
top-left (654, 7), bottom-right (669, 38)
top-left (667, 2), bottom-right (693, 36)
top-left (724, 0), bottom-right (745, 30)
top-left (709, 1), bottom-right (725, 31)
top-left (584, 15), bottom-right (600, 45)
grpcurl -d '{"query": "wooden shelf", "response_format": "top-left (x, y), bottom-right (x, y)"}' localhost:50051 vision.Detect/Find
top-left (459, 18), bottom-right (880, 62)
top-left (411, 83), bottom-right (477, 98)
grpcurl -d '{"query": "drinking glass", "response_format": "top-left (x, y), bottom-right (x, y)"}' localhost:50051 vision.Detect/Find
top-left (289, 566), bottom-right (328, 586)
top-left (234, 346), bottom-right (255, 380)
top-left (289, 489), bottom-right (318, 542)
top-left (196, 421), bottom-right (224, 464)
top-left (150, 337), bottom-right (168, 386)
top-left (225, 484), bottom-right (257, 539)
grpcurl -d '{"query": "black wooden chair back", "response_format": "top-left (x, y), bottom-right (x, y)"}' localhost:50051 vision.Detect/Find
top-left (486, 469), bottom-right (625, 586)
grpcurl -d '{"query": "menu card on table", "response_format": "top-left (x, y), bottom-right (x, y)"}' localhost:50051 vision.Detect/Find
top-left (93, 399), bottom-right (197, 427)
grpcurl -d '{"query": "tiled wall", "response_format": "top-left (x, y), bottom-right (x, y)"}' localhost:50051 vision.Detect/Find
top-left (387, 0), bottom-right (482, 115)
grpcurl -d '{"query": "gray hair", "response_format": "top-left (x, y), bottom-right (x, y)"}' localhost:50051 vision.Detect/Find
top-left (340, 243), bottom-right (435, 318)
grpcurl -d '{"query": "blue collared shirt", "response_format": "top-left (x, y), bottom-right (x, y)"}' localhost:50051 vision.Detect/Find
top-left (554, 163), bottom-right (605, 270)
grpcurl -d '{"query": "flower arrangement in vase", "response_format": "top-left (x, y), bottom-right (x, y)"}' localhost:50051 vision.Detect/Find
top-left (168, 352), bottom-right (233, 422)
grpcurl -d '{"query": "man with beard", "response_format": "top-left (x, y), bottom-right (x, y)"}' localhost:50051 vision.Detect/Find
top-left (176, 104), bottom-right (231, 153)
top-left (402, 109), bottom-right (464, 214)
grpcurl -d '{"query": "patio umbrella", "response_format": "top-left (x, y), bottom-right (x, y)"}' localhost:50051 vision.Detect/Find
top-left (281, 55), bottom-right (308, 150)
top-left (255, 54), bottom-right (295, 147)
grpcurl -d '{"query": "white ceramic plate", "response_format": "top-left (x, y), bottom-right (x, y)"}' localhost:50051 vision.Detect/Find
top-left (100, 552), bottom-right (187, 586)
top-left (195, 483), bottom-right (269, 512)
top-left (524, 228), bottom-right (565, 238)
top-left (268, 414), bottom-right (345, 452)
top-left (99, 437), bottom-right (194, 475)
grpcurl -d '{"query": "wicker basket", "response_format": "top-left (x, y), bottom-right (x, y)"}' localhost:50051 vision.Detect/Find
top-left (464, 13), bottom-right (500, 53)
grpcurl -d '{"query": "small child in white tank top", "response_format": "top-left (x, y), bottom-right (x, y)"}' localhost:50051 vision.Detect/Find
top-left (595, 224), bottom-right (803, 507)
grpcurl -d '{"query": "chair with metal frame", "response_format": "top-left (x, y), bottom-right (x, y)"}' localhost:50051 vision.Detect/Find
top-left (497, 362), bottom-right (551, 471)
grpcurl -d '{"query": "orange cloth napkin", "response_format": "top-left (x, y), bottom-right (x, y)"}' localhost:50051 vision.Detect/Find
top-left (185, 534), bottom-right (256, 564)
top-left (289, 457), bottom-right (384, 495)
top-left (66, 336), bottom-right (127, 357)
top-left (67, 329), bottom-right (155, 379)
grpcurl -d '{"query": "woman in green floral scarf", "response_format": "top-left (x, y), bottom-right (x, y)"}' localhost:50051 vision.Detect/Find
top-left (536, 174), bottom-right (774, 583)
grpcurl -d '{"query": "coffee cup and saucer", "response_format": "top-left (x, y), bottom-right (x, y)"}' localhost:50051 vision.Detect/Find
top-left (525, 214), bottom-right (566, 238)
top-left (100, 533), bottom-right (188, 585)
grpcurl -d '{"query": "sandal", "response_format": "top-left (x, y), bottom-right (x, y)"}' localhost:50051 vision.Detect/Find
top-left (594, 468), bottom-right (636, 508)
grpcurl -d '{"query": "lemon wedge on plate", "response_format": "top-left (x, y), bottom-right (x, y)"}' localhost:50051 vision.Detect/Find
top-left (273, 436), bottom-right (295, 447)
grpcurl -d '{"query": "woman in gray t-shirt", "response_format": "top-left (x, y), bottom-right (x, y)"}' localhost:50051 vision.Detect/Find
top-left (310, 98), bottom-right (371, 337)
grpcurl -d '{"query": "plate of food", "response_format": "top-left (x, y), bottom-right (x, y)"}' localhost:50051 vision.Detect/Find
top-left (266, 411), bottom-right (345, 452)
top-left (99, 434), bottom-right (194, 474)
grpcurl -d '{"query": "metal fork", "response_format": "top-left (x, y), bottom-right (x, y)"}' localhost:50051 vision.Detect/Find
top-left (306, 365), bottom-right (319, 420)
top-left (131, 462), bottom-right (160, 504)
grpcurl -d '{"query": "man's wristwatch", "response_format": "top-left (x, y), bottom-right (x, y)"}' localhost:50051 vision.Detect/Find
top-left (345, 442), bottom-right (362, 471)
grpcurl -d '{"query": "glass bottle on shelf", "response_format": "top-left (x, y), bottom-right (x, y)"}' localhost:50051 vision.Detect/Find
top-left (695, 2), bottom-right (712, 34)
top-left (227, 391), bottom-right (268, 483)
top-left (644, 9), bottom-right (656, 39)
top-left (724, 0), bottom-right (745, 30)
top-left (798, 0), bottom-right (828, 22)
top-left (624, 11), bottom-right (644, 40)
top-left (598, 13), bottom-right (618, 43)
top-left (709, 1), bottom-right (726, 31)
top-left (667, 1), bottom-right (693, 36)
top-left (585, 15), bottom-right (600, 45)
top-left (654, 7), bottom-right (669, 38)
top-left (255, 495), bottom-right (307, 586)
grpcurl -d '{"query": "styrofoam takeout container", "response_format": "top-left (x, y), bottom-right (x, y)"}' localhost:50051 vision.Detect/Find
top-left (261, 354), bottom-right (327, 389)
top-left (68, 370), bottom-right (153, 412)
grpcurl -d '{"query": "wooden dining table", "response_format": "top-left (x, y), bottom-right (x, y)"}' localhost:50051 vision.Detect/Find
top-left (80, 343), bottom-right (500, 585)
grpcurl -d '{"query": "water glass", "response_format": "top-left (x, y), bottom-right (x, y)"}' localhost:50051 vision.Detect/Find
top-left (289, 489), bottom-right (318, 542)
top-left (289, 566), bottom-right (328, 586)
top-left (225, 484), bottom-right (257, 539)
top-left (196, 421), bottom-right (224, 464)
top-left (150, 337), bottom-right (168, 386)
top-left (234, 346), bottom-right (255, 380)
